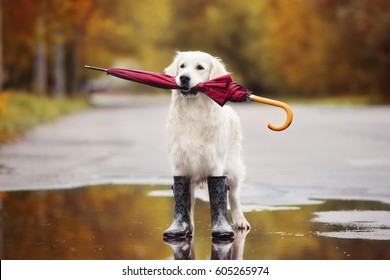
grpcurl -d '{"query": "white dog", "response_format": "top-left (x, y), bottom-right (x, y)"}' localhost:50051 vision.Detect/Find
top-left (163, 51), bottom-right (250, 239)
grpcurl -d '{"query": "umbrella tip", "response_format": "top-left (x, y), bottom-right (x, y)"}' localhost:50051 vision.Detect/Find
top-left (84, 65), bottom-right (108, 72)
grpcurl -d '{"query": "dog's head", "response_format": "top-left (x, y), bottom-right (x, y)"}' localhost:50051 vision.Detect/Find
top-left (164, 51), bottom-right (228, 98)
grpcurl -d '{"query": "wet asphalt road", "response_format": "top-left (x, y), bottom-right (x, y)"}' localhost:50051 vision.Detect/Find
top-left (0, 94), bottom-right (389, 207)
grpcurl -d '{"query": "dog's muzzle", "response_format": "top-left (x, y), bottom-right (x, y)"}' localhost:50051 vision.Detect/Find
top-left (181, 87), bottom-right (199, 95)
top-left (179, 74), bottom-right (198, 96)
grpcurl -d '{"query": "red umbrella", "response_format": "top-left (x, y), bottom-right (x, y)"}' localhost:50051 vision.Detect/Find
top-left (85, 66), bottom-right (245, 105)
top-left (107, 68), bottom-right (180, 90)
top-left (195, 74), bottom-right (249, 105)
top-left (85, 66), bottom-right (293, 131)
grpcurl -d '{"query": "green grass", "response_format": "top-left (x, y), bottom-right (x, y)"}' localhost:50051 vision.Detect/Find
top-left (0, 91), bottom-right (90, 143)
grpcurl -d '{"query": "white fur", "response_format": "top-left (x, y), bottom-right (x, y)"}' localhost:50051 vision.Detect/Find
top-left (165, 51), bottom-right (250, 229)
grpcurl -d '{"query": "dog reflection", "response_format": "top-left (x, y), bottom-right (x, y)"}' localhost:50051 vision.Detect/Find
top-left (164, 230), bottom-right (249, 260)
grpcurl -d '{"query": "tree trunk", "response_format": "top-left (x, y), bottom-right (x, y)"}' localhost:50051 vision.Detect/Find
top-left (34, 16), bottom-right (47, 96)
top-left (53, 28), bottom-right (65, 99)
top-left (70, 30), bottom-right (80, 96)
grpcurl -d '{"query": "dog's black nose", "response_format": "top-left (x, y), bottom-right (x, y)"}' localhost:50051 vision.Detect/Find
top-left (180, 75), bottom-right (190, 84)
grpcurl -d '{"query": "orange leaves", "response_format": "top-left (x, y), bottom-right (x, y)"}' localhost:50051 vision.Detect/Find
top-left (0, 91), bottom-right (9, 141)
top-left (0, 91), bottom-right (8, 115)
top-left (260, 0), bottom-right (334, 93)
top-left (1, 0), bottom-right (389, 100)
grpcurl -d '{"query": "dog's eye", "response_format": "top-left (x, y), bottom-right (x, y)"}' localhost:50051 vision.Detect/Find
top-left (197, 65), bottom-right (204, 70)
top-left (180, 64), bottom-right (185, 69)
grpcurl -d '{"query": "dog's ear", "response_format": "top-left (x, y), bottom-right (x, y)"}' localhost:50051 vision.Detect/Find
top-left (209, 57), bottom-right (228, 79)
top-left (164, 51), bottom-right (182, 76)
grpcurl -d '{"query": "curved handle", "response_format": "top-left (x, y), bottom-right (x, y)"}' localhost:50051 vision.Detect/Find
top-left (248, 94), bottom-right (293, 131)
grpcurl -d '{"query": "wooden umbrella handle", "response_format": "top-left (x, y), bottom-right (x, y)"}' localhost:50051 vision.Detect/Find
top-left (248, 94), bottom-right (293, 131)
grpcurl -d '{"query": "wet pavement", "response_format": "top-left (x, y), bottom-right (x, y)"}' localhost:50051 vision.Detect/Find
top-left (0, 184), bottom-right (389, 260)
top-left (0, 94), bottom-right (390, 259)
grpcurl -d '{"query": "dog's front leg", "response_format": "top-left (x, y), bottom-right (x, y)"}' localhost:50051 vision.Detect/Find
top-left (163, 176), bottom-right (193, 238)
top-left (228, 188), bottom-right (251, 230)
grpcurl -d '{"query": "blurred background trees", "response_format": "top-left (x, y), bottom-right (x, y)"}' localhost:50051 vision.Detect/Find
top-left (0, 0), bottom-right (3, 93)
top-left (1, 0), bottom-right (389, 101)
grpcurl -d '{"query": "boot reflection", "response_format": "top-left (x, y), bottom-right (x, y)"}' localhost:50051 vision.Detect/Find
top-left (211, 238), bottom-right (233, 260)
top-left (164, 229), bottom-right (250, 260)
top-left (163, 236), bottom-right (194, 260)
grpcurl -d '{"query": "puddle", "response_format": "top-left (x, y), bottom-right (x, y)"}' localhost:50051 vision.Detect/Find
top-left (0, 185), bottom-right (389, 260)
top-left (312, 210), bottom-right (390, 240)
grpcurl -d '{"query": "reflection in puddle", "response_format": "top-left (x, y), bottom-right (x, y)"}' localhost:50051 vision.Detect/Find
top-left (0, 185), bottom-right (389, 260)
top-left (163, 230), bottom-right (249, 260)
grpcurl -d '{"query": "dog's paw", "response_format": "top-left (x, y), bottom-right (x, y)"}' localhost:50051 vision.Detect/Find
top-left (233, 216), bottom-right (251, 230)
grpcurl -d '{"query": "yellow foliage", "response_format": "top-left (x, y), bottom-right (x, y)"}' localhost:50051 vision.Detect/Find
top-left (2, 0), bottom-right (390, 100)
top-left (260, 1), bottom-right (334, 93)
top-left (0, 91), bottom-right (8, 115)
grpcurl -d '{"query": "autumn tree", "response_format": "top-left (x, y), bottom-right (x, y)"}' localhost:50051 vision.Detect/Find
top-left (3, 0), bottom-right (38, 90)
top-left (251, 0), bottom-right (390, 99)
top-left (167, 0), bottom-right (267, 91)
top-left (2, 0), bottom-right (389, 101)
top-left (316, 0), bottom-right (390, 101)
top-left (3, 0), bottom-right (137, 95)
top-left (34, 13), bottom-right (48, 95)
top-left (202, 0), bottom-right (267, 92)
top-left (257, 0), bottom-right (337, 96)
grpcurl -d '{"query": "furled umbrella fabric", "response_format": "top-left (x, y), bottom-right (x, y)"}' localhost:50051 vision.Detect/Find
top-left (87, 66), bottom-right (250, 105)
top-left (107, 68), bottom-right (181, 90)
top-left (85, 66), bottom-right (293, 131)
top-left (106, 68), bottom-right (249, 106)
top-left (195, 74), bottom-right (250, 106)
